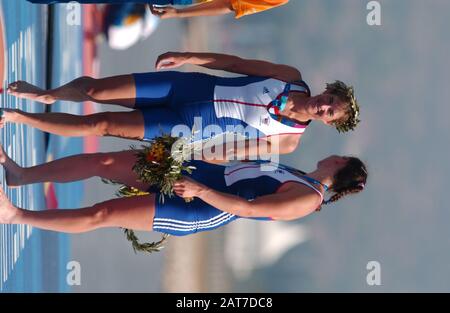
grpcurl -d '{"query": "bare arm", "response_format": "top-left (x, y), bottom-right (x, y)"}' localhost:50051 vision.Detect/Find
top-left (173, 177), bottom-right (321, 220)
top-left (199, 134), bottom-right (302, 163)
top-left (155, 51), bottom-right (302, 82)
top-left (150, 0), bottom-right (233, 19)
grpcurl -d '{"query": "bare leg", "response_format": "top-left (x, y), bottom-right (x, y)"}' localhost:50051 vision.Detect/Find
top-left (0, 144), bottom-right (23, 187)
top-left (0, 146), bottom-right (149, 190)
top-left (0, 186), bottom-right (155, 233)
top-left (1, 109), bottom-right (145, 140)
top-left (7, 75), bottom-right (136, 108)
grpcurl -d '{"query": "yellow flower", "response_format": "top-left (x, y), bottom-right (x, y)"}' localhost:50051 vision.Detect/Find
top-left (146, 142), bottom-right (166, 163)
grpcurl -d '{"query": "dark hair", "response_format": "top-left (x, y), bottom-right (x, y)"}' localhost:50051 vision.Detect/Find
top-left (318, 157), bottom-right (367, 210)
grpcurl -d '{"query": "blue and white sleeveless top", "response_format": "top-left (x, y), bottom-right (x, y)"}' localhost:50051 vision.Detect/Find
top-left (223, 161), bottom-right (324, 204)
top-left (212, 78), bottom-right (311, 137)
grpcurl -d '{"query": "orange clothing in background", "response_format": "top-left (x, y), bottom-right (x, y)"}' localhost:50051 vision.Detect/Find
top-left (230, 0), bottom-right (289, 18)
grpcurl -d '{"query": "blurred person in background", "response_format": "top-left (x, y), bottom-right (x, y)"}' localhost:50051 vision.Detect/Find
top-left (99, 3), bottom-right (160, 50)
top-left (27, 0), bottom-right (290, 20)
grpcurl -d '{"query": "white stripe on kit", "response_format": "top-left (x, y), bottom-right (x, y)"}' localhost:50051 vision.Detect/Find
top-left (153, 214), bottom-right (232, 230)
top-left (153, 212), bottom-right (229, 226)
top-left (153, 214), bottom-right (236, 232)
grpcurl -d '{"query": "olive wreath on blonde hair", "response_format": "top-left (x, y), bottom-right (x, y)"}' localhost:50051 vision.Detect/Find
top-left (325, 80), bottom-right (360, 133)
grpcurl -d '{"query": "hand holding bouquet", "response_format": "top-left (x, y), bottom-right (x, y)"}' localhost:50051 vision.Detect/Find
top-left (131, 134), bottom-right (197, 203)
top-left (105, 134), bottom-right (201, 254)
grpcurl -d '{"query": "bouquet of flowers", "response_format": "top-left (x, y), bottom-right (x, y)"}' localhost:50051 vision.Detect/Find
top-left (131, 134), bottom-right (196, 202)
top-left (105, 134), bottom-right (199, 254)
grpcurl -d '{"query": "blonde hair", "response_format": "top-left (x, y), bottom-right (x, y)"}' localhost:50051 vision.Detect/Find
top-left (325, 80), bottom-right (360, 133)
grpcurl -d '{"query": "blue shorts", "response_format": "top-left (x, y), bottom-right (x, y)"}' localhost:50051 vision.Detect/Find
top-left (152, 194), bottom-right (241, 236)
top-left (133, 71), bottom-right (268, 140)
top-left (151, 161), bottom-right (272, 236)
top-left (133, 71), bottom-right (217, 140)
top-left (151, 161), bottom-right (239, 236)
